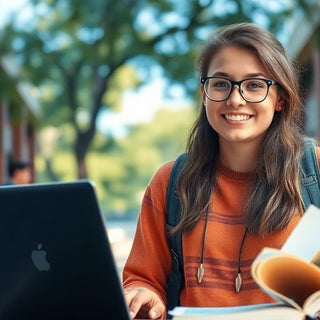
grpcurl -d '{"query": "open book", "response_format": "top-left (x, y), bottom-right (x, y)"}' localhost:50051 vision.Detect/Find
top-left (169, 205), bottom-right (320, 320)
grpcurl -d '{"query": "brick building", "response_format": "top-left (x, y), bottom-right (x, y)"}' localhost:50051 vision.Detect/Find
top-left (0, 56), bottom-right (39, 184)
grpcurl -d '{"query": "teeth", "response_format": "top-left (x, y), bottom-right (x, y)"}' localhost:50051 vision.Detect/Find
top-left (225, 114), bottom-right (250, 121)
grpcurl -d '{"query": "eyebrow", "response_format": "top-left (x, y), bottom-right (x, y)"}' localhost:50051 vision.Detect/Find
top-left (208, 72), bottom-right (269, 78)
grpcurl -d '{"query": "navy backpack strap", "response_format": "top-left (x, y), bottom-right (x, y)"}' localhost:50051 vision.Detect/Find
top-left (300, 137), bottom-right (320, 209)
top-left (166, 153), bottom-right (187, 316)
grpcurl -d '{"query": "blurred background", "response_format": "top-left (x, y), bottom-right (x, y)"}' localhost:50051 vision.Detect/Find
top-left (0, 0), bottom-right (319, 275)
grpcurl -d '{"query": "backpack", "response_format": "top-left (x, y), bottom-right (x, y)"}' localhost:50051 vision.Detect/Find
top-left (165, 138), bottom-right (320, 313)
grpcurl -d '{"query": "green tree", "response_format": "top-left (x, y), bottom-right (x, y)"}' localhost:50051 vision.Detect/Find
top-left (1, 0), bottom-right (317, 178)
top-left (97, 106), bottom-right (196, 217)
top-left (34, 106), bottom-right (195, 217)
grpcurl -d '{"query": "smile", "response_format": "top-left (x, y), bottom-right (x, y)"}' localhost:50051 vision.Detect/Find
top-left (224, 114), bottom-right (252, 121)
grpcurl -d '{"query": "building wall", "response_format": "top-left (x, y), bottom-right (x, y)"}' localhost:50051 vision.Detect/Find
top-left (285, 9), bottom-right (320, 139)
top-left (0, 103), bottom-right (36, 184)
top-left (301, 43), bottom-right (320, 140)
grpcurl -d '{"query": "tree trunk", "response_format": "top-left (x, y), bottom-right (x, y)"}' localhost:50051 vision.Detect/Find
top-left (75, 136), bottom-right (89, 179)
top-left (77, 158), bottom-right (87, 179)
top-left (74, 125), bottom-right (96, 179)
top-left (44, 158), bottom-right (60, 181)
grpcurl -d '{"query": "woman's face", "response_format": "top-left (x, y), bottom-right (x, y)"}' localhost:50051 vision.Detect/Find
top-left (201, 45), bottom-right (281, 148)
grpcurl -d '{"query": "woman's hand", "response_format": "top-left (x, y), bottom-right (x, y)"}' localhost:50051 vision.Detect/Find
top-left (124, 287), bottom-right (166, 319)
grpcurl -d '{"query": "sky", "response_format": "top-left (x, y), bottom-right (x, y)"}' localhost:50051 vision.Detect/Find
top-left (0, 0), bottom-right (28, 25)
top-left (98, 79), bottom-right (191, 137)
top-left (0, 0), bottom-right (192, 137)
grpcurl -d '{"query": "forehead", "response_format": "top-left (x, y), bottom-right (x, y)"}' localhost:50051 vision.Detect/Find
top-left (207, 45), bottom-right (269, 78)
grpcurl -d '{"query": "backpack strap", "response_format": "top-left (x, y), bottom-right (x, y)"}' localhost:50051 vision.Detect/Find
top-left (165, 153), bottom-right (187, 316)
top-left (300, 138), bottom-right (320, 209)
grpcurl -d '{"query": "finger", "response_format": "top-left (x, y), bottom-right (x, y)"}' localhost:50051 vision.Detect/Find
top-left (124, 289), bottom-right (141, 318)
top-left (148, 301), bottom-right (166, 319)
top-left (123, 288), bottom-right (138, 305)
top-left (128, 292), bottom-right (149, 318)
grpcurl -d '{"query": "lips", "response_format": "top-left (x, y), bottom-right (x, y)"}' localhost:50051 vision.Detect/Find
top-left (224, 114), bottom-right (252, 121)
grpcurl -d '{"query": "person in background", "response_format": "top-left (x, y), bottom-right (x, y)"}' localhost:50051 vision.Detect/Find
top-left (122, 22), bottom-right (320, 319)
top-left (4, 160), bottom-right (32, 185)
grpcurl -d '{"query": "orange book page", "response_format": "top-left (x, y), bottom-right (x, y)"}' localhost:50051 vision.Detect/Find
top-left (251, 248), bottom-right (320, 311)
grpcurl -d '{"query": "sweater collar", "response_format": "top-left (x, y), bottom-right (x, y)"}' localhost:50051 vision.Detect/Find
top-left (217, 162), bottom-right (255, 181)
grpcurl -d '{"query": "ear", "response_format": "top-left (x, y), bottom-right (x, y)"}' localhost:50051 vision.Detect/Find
top-left (275, 96), bottom-right (284, 111)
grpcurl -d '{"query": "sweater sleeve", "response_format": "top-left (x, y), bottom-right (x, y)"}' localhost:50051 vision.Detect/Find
top-left (122, 161), bottom-right (174, 307)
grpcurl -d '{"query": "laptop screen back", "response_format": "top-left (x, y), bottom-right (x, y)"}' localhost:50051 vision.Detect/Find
top-left (0, 180), bottom-right (130, 320)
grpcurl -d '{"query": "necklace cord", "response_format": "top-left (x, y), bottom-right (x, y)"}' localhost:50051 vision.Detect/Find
top-left (200, 207), bottom-right (210, 264)
top-left (237, 228), bottom-right (248, 273)
top-left (197, 207), bottom-right (210, 283)
top-left (197, 209), bottom-right (248, 290)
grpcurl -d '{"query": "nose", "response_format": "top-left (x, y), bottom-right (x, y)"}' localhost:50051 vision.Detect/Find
top-left (226, 85), bottom-right (245, 107)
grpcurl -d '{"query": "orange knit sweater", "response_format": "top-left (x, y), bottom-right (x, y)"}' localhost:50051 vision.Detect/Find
top-left (123, 148), bottom-right (320, 318)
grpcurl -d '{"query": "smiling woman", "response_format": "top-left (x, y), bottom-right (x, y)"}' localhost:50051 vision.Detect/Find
top-left (122, 22), bottom-right (320, 320)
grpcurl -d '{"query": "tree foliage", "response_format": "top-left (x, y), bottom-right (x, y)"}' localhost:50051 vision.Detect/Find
top-left (1, 0), bottom-right (317, 178)
top-left (35, 106), bottom-right (195, 217)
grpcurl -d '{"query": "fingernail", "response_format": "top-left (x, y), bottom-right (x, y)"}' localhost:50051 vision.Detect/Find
top-left (150, 311), bottom-right (158, 319)
top-left (129, 310), bottom-right (135, 318)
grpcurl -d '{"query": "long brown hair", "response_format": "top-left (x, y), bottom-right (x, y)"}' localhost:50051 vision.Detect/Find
top-left (175, 23), bottom-right (305, 235)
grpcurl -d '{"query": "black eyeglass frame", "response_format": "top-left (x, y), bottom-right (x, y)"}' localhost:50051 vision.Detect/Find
top-left (200, 76), bottom-right (278, 103)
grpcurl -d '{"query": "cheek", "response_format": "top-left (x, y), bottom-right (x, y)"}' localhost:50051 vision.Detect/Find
top-left (205, 103), bottom-right (221, 129)
top-left (261, 101), bottom-right (277, 120)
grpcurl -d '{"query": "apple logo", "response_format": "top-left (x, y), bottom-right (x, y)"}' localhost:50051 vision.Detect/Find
top-left (31, 243), bottom-right (51, 271)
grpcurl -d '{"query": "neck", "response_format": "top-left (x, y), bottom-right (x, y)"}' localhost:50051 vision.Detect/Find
top-left (219, 138), bottom-right (260, 172)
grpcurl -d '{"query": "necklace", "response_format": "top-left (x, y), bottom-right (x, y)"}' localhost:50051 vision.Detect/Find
top-left (235, 228), bottom-right (248, 292)
top-left (196, 210), bottom-right (248, 293)
top-left (196, 208), bottom-right (209, 284)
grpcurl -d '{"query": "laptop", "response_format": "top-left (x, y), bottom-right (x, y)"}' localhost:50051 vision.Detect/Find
top-left (0, 180), bottom-right (131, 320)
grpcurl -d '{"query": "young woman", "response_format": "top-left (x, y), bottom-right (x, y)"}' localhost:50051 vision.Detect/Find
top-left (122, 22), bottom-right (320, 319)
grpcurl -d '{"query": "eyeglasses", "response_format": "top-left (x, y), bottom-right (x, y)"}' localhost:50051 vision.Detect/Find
top-left (200, 77), bottom-right (278, 103)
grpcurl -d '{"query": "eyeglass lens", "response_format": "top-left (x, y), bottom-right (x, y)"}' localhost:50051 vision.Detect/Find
top-left (204, 78), bottom-right (270, 102)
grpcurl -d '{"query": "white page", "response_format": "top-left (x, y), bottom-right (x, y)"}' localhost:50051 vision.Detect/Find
top-left (282, 204), bottom-right (320, 262)
top-left (168, 304), bottom-right (281, 316)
